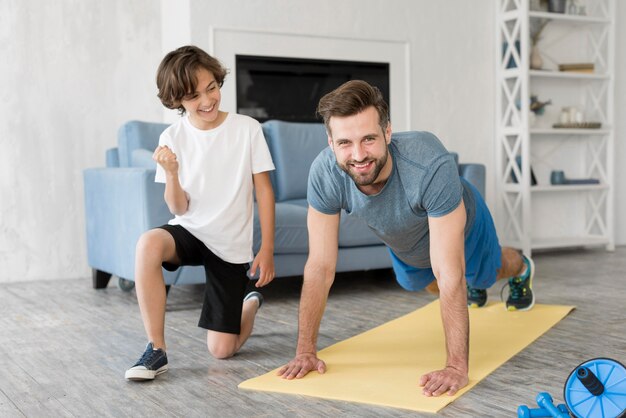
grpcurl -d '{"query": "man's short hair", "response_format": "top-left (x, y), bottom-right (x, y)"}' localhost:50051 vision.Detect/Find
top-left (316, 80), bottom-right (390, 135)
top-left (156, 45), bottom-right (228, 114)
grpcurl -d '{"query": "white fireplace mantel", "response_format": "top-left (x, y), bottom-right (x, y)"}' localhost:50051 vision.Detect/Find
top-left (209, 27), bottom-right (410, 131)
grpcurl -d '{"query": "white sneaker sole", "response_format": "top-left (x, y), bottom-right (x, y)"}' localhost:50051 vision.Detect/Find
top-left (125, 364), bottom-right (168, 381)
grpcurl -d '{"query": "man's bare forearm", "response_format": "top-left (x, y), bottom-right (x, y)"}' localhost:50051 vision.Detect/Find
top-left (295, 263), bottom-right (335, 355)
top-left (439, 277), bottom-right (469, 373)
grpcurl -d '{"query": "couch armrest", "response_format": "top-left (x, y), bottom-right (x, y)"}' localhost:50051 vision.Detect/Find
top-left (83, 167), bottom-right (175, 282)
top-left (459, 163), bottom-right (486, 198)
top-left (106, 148), bottom-right (119, 167)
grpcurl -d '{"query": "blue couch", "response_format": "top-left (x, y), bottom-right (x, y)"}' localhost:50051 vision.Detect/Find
top-left (83, 120), bottom-right (485, 290)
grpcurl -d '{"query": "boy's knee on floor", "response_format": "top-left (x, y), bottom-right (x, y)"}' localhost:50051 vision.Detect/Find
top-left (207, 339), bottom-right (238, 359)
top-left (207, 344), bottom-right (235, 359)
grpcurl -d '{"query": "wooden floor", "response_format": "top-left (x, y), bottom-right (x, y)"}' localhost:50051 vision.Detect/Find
top-left (1, 247), bottom-right (625, 417)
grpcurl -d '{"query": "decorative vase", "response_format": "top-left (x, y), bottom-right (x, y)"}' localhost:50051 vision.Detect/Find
top-left (548, 0), bottom-right (566, 13)
top-left (530, 46), bottom-right (543, 70)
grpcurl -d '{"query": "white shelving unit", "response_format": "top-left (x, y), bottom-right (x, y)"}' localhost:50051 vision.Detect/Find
top-left (495, 0), bottom-right (615, 256)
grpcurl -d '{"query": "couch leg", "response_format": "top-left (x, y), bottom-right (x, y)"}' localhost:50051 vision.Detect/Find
top-left (92, 269), bottom-right (112, 289)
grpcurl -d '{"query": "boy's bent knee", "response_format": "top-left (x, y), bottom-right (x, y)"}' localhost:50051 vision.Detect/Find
top-left (207, 340), bottom-right (238, 359)
top-left (206, 331), bottom-right (239, 359)
top-left (136, 229), bottom-right (176, 261)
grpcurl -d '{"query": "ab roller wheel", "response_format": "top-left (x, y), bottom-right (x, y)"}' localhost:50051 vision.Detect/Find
top-left (518, 358), bottom-right (626, 418)
top-left (564, 358), bottom-right (626, 418)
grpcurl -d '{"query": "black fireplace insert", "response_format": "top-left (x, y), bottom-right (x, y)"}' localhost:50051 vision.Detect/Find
top-left (235, 55), bottom-right (390, 123)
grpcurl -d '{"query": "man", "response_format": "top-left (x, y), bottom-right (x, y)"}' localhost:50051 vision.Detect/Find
top-left (277, 80), bottom-right (535, 396)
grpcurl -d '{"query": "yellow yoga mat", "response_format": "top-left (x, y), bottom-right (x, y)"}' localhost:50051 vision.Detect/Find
top-left (239, 300), bottom-right (574, 413)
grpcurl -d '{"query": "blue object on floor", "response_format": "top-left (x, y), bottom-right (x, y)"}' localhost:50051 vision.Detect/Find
top-left (518, 358), bottom-right (626, 418)
top-left (564, 358), bottom-right (626, 418)
top-left (517, 392), bottom-right (569, 417)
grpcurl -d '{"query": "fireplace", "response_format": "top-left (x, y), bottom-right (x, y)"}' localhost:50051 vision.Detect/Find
top-left (235, 55), bottom-right (390, 123)
top-left (208, 28), bottom-right (409, 130)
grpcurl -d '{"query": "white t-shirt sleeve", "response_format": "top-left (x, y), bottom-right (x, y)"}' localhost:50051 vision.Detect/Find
top-left (250, 123), bottom-right (275, 174)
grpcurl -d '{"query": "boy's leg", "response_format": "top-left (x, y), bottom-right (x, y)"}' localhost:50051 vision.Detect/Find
top-left (205, 294), bottom-right (262, 359)
top-left (199, 251), bottom-right (258, 359)
top-left (126, 227), bottom-right (179, 380)
top-left (134, 228), bottom-right (179, 350)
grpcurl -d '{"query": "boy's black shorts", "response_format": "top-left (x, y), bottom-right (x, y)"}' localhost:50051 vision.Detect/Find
top-left (158, 224), bottom-right (250, 334)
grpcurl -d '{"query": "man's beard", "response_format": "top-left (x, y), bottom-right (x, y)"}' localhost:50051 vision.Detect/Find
top-left (338, 148), bottom-right (389, 187)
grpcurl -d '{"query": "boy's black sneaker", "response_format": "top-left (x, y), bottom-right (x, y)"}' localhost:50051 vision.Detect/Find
top-left (505, 256), bottom-right (535, 311)
top-left (244, 291), bottom-right (264, 309)
top-left (467, 285), bottom-right (487, 308)
top-left (125, 342), bottom-right (168, 381)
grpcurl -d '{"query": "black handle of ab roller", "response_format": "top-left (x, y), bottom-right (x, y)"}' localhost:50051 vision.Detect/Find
top-left (576, 366), bottom-right (605, 396)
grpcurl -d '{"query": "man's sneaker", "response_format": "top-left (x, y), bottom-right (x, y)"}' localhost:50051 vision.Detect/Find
top-left (125, 342), bottom-right (168, 381)
top-left (467, 285), bottom-right (487, 308)
top-left (505, 255), bottom-right (535, 311)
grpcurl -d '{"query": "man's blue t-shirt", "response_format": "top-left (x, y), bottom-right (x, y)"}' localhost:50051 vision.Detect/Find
top-left (307, 131), bottom-right (476, 269)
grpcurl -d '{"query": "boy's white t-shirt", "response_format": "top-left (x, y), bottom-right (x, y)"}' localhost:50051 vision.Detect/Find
top-left (155, 113), bottom-right (275, 264)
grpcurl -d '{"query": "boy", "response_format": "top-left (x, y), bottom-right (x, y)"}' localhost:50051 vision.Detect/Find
top-left (125, 45), bottom-right (276, 381)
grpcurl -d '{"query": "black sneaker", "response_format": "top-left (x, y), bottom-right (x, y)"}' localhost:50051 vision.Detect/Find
top-left (244, 291), bottom-right (264, 309)
top-left (505, 256), bottom-right (535, 311)
top-left (125, 342), bottom-right (168, 381)
top-left (467, 285), bottom-right (487, 308)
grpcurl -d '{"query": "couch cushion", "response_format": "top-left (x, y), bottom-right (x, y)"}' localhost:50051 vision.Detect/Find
top-left (262, 120), bottom-right (328, 202)
top-left (254, 199), bottom-right (384, 255)
top-left (254, 201), bottom-right (309, 254)
top-left (118, 120), bottom-right (169, 167)
top-left (337, 212), bottom-right (383, 248)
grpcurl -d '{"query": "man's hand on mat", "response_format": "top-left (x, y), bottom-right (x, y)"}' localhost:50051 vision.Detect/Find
top-left (277, 353), bottom-right (326, 379)
top-left (419, 366), bottom-right (468, 397)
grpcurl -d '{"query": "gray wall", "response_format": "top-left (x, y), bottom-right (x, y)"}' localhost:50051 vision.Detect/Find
top-left (0, 0), bottom-right (624, 283)
top-left (0, 0), bottom-right (162, 282)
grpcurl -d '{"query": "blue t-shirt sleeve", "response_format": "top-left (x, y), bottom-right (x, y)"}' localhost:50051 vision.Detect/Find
top-left (420, 154), bottom-right (463, 217)
top-left (307, 152), bottom-right (342, 215)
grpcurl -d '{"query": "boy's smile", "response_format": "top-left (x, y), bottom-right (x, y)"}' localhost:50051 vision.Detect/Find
top-left (181, 68), bottom-right (225, 130)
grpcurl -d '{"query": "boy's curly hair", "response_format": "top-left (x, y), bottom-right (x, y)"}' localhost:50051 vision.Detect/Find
top-left (156, 45), bottom-right (228, 115)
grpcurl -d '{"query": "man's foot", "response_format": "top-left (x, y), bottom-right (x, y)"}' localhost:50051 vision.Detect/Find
top-left (125, 342), bottom-right (168, 381)
top-left (505, 255), bottom-right (535, 311)
top-left (244, 291), bottom-right (263, 309)
top-left (467, 285), bottom-right (487, 308)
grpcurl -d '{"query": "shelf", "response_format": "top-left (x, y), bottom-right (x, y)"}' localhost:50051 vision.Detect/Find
top-left (505, 236), bottom-right (610, 250)
top-left (531, 184), bottom-right (607, 192)
top-left (530, 70), bottom-right (609, 80)
top-left (528, 11), bottom-right (610, 24)
top-left (496, 0), bottom-right (614, 256)
top-left (530, 128), bottom-right (610, 135)
top-left (530, 236), bottom-right (610, 250)
top-left (503, 184), bottom-right (607, 192)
